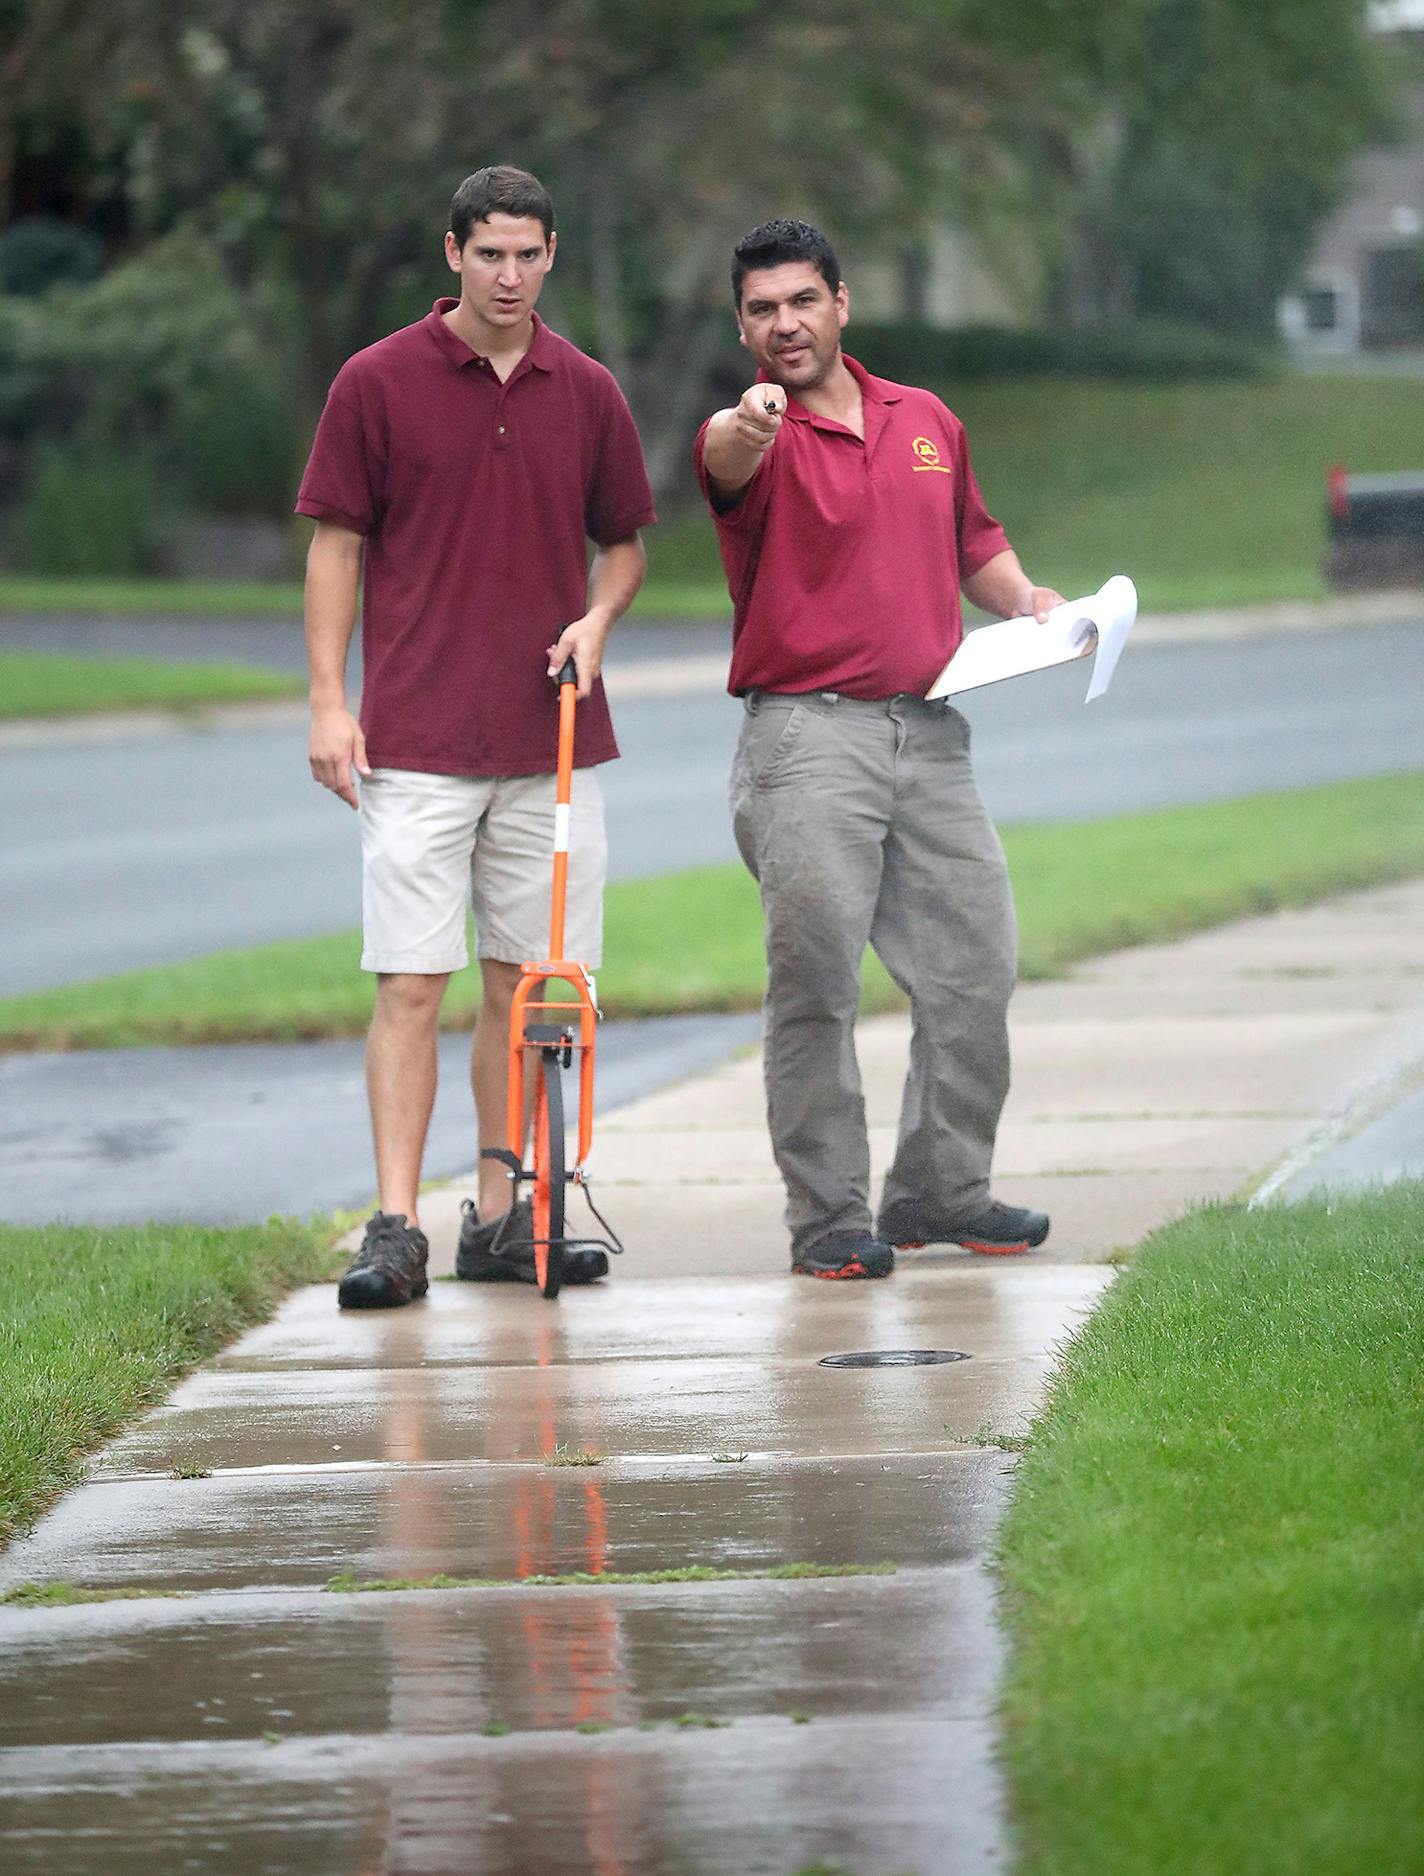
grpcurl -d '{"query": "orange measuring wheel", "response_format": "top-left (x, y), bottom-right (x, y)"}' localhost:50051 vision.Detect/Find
top-left (482, 655), bottom-right (623, 1298)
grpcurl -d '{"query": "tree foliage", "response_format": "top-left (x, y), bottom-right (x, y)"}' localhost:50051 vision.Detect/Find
top-left (0, 0), bottom-right (1398, 514)
top-left (966, 0), bottom-right (1391, 331)
top-left (1, 0), bottom-right (1052, 493)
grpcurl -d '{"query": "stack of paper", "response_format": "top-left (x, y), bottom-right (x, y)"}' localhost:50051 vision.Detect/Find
top-left (927, 574), bottom-right (1138, 703)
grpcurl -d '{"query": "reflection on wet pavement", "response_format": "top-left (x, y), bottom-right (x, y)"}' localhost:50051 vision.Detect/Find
top-left (0, 1261), bottom-right (1108, 1874)
top-left (0, 1716), bottom-right (1001, 1876)
top-left (0, 1570), bottom-right (994, 1749)
top-left (0, 1453), bottom-right (1010, 1594)
top-left (83, 1352), bottom-right (1049, 1473)
top-left (216, 1263), bottom-right (1101, 1369)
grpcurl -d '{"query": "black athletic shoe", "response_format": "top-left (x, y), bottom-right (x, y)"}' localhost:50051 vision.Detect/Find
top-left (791, 1229), bottom-right (895, 1281)
top-left (455, 1199), bottom-right (609, 1285)
top-left (338, 1212), bottom-right (429, 1309)
top-left (878, 1198), bottom-right (1050, 1256)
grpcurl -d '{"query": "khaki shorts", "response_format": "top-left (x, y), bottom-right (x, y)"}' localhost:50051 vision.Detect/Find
top-left (359, 767), bottom-right (607, 974)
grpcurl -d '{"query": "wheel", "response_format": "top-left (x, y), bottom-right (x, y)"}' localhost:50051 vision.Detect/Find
top-left (532, 1045), bottom-right (566, 1298)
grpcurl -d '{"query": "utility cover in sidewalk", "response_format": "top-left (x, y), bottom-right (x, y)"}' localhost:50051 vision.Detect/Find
top-left (818, 1349), bottom-right (970, 1369)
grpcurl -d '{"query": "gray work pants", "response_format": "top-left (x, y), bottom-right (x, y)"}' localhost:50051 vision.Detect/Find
top-left (730, 691), bottom-right (1017, 1253)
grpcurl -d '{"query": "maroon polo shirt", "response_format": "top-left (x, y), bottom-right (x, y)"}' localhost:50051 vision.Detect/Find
top-left (296, 302), bottom-right (656, 776)
top-left (694, 354), bottom-right (1010, 698)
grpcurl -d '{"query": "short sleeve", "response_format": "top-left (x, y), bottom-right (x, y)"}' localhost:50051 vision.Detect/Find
top-left (951, 419), bottom-right (1011, 578)
top-left (585, 374), bottom-right (657, 546)
top-left (295, 373), bottom-right (382, 536)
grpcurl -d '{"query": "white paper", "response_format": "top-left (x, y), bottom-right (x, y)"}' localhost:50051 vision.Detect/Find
top-left (926, 574), bottom-right (1138, 704)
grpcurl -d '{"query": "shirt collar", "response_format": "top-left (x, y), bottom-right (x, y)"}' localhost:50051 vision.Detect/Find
top-left (756, 350), bottom-right (901, 428)
top-left (844, 352), bottom-right (901, 405)
top-left (426, 300), bottom-right (556, 373)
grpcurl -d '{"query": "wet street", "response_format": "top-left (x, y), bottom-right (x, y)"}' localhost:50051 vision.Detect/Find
top-left (0, 1013), bottom-right (760, 1227)
top-left (4, 612), bottom-right (1423, 994)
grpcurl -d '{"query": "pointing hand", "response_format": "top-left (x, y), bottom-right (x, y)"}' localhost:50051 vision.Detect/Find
top-left (735, 384), bottom-right (786, 453)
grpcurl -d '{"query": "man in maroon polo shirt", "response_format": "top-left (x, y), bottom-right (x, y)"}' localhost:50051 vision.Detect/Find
top-left (297, 165), bottom-right (655, 1310)
top-left (696, 218), bottom-right (1063, 1280)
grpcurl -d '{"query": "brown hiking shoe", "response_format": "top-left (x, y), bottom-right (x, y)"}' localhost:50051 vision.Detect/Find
top-left (338, 1212), bottom-right (429, 1309)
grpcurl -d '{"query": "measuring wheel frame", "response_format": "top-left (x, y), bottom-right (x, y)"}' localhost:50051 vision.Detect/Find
top-left (532, 1045), bottom-right (566, 1297)
top-left (482, 654), bottom-right (624, 1301)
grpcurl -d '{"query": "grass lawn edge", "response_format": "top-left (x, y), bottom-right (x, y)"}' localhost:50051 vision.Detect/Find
top-left (0, 649), bottom-right (303, 720)
top-left (2, 770), bottom-right (1421, 1053)
top-left (0, 1218), bottom-right (344, 1550)
top-left (992, 1187), bottom-right (1424, 1876)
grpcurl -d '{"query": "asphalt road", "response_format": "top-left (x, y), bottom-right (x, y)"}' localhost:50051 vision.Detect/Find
top-left (5, 607), bottom-right (1422, 1231)
top-left (4, 613), bottom-right (1422, 997)
top-left (0, 1013), bottom-right (762, 1227)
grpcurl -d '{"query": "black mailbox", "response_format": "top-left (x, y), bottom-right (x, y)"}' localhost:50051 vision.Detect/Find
top-left (1326, 468), bottom-right (1424, 589)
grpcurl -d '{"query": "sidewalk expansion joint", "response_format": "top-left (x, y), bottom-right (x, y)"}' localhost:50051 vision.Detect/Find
top-left (87, 1446), bottom-right (1007, 1486)
top-left (2, 1560), bottom-right (900, 1610)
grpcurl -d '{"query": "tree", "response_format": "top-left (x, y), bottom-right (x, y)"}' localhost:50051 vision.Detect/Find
top-left (3, 0), bottom-right (1052, 496)
top-left (967, 0), bottom-right (1392, 333)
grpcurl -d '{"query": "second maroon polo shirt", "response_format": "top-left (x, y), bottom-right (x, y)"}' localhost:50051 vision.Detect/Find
top-left (694, 354), bottom-right (1010, 699)
top-left (296, 302), bottom-right (656, 777)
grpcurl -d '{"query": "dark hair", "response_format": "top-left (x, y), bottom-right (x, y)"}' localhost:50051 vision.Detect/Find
top-left (732, 218), bottom-right (840, 306)
top-left (449, 166), bottom-right (555, 247)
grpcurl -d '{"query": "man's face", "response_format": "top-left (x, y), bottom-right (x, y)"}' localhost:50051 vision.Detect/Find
top-left (444, 213), bottom-right (555, 328)
top-left (736, 261), bottom-right (848, 392)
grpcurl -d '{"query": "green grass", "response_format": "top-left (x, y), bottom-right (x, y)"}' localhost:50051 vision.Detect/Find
top-left (0, 1221), bottom-right (335, 1545)
top-left (1, 770), bottom-right (1420, 1052)
top-left (936, 374), bottom-right (1421, 610)
top-left (325, 1561), bottom-right (895, 1595)
top-left (0, 1580), bottom-right (174, 1607)
top-left (0, 650), bottom-right (301, 718)
top-left (0, 570), bottom-right (712, 621)
top-left (0, 576), bottom-right (306, 617)
top-left (636, 577), bottom-right (734, 617)
top-left (3, 374), bottom-right (1422, 626)
top-left (639, 373), bottom-right (1424, 613)
top-left (996, 1187), bottom-right (1424, 1876)
top-left (3, 1559), bottom-right (895, 1604)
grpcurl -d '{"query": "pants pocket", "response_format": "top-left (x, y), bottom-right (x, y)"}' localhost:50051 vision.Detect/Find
top-left (748, 704), bottom-right (810, 790)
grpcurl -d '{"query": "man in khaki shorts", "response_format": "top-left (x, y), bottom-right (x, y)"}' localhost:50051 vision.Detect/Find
top-left (297, 165), bottom-right (654, 1309)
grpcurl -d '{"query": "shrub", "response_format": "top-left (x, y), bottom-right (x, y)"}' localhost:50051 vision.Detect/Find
top-left (7, 438), bottom-right (163, 576)
top-left (0, 230), bottom-right (302, 527)
top-left (848, 319), bottom-right (1277, 384)
top-left (0, 218), bottom-right (105, 297)
top-left (172, 376), bottom-right (301, 517)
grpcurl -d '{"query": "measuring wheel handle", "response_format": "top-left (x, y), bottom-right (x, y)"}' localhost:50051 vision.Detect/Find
top-left (499, 644), bottom-right (626, 1299)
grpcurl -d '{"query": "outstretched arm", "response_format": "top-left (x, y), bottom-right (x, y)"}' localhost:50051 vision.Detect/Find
top-left (701, 384), bottom-right (788, 502)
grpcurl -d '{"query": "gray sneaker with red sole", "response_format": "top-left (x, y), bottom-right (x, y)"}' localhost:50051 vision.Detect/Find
top-left (877, 1199), bottom-right (1049, 1256)
top-left (791, 1229), bottom-right (896, 1280)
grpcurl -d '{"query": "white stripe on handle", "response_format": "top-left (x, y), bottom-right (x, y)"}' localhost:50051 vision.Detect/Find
top-left (554, 803), bottom-right (571, 852)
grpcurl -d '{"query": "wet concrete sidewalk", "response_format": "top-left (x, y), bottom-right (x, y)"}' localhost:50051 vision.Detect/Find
top-left (1, 878), bottom-right (1420, 1875)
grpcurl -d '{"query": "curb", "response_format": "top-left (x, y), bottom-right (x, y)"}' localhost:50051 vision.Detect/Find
top-left (2, 590), bottom-right (1419, 749)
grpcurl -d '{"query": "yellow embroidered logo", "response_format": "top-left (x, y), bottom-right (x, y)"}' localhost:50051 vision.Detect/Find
top-left (911, 435), bottom-right (951, 474)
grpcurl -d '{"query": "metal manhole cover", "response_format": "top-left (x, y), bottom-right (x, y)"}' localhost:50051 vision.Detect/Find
top-left (818, 1349), bottom-right (971, 1369)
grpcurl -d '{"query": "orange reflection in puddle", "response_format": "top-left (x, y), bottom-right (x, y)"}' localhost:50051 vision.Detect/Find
top-left (360, 1297), bottom-right (645, 1870)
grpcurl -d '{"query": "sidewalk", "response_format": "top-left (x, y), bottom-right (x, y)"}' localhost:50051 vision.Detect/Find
top-left (1, 879), bottom-right (1421, 1874)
